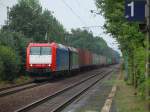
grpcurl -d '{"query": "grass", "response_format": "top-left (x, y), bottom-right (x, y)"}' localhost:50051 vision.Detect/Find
top-left (103, 71), bottom-right (120, 87)
top-left (0, 81), bottom-right (11, 88)
top-left (0, 75), bottom-right (31, 89)
top-left (14, 75), bottom-right (31, 84)
top-left (115, 72), bottom-right (149, 112)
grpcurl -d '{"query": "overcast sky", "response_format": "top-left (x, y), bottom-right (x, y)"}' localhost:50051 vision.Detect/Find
top-left (0, 0), bottom-right (121, 54)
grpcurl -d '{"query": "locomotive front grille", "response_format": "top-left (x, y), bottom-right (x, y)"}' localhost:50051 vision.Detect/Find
top-left (28, 68), bottom-right (51, 73)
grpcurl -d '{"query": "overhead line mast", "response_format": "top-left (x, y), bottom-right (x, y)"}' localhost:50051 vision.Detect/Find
top-left (146, 0), bottom-right (150, 102)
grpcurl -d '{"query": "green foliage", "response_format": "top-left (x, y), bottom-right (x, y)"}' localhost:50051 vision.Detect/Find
top-left (3, 0), bottom-right (118, 56)
top-left (3, 0), bottom-right (66, 42)
top-left (0, 45), bottom-right (21, 81)
top-left (14, 75), bottom-right (31, 84)
top-left (96, 0), bottom-right (147, 97)
top-left (0, 58), bottom-right (4, 80)
top-left (0, 31), bottom-right (30, 73)
top-left (0, 0), bottom-right (120, 83)
top-left (66, 28), bottom-right (119, 58)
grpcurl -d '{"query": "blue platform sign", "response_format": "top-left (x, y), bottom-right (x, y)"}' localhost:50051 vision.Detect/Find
top-left (125, 0), bottom-right (146, 21)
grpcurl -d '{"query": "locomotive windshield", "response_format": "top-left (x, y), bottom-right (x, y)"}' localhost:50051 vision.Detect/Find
top-left (30, 47), bottom-right (51, 55)
top-left (30, 47), bottom-right (40, 55)
top-left (41, 47), bottom-right (51, 55)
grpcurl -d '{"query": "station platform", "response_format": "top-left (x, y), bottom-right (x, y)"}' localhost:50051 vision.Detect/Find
top-left (61, 68), bottom-right (120, 112)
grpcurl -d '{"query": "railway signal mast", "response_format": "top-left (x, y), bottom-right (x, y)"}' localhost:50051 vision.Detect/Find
top-left (125, 0), bottom-right (149, 105)
top-left (145, 0), bottom-right (150, 102)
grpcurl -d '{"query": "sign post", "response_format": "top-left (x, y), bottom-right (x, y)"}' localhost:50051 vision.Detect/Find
top-left (125, 0), bottom-right (150, 107)
top-left (145, 0), bottom-right (150, 103)
top-left (125, 0), bottom-right (146, 21)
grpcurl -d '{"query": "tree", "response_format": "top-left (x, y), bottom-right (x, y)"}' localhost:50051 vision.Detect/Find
top-left (0, 58), bottom-right (4, 80)
top-left (66, 28), bottom-right (118, 58)
top-left (0, 45), bottom-right (21, 81)
top-left (95, 0), bottom-right (148, 97)
top-left (3, 0), bottom-right (66, 42)
top-left (0, 30), bottom-right (30, 74)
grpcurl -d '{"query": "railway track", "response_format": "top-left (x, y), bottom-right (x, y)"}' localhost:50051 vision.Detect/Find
top-left (0, 69), bottom-right (106, 98)
top-left (0, 81), bottom-right (48, 97)
top-left (15, 69), bottom-right (112, 112)
top-left (0, 81), bottom-right (32, 92)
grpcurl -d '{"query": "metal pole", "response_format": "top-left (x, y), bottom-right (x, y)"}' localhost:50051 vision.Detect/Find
top-left (6, 6), bottom-right (9, 25)
top-left (124, 52), bottom-right (128, 81)
top-left (146, 0), bottom-right (150, 108)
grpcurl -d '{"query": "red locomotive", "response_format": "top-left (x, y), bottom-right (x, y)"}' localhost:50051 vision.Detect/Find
top-left (26, 42), bottom-right (116, 79)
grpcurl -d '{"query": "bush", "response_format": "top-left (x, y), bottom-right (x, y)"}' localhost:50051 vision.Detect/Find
top-left (0, 45), bottom-right (21, 81)
top-left (15, 75), bottom-right (31, 84)
top-left (0, 58), bottom-right (4, 80)
top-left (0, 31), bottom-right (30, 74)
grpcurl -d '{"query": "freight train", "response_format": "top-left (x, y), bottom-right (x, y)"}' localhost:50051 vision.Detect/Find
top-left (26, 42), bottom-right (118, 79)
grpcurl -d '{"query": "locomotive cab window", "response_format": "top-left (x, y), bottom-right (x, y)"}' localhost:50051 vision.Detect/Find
top-left (30, 47), bottom-right (40, 55)
top-left (41, 47), bottom-right (51, 55)
top-left (30, 47), bottom-right (51, 55)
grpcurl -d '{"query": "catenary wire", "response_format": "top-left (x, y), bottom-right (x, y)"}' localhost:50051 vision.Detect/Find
top-left (61, 0), bottom-right (87, 27)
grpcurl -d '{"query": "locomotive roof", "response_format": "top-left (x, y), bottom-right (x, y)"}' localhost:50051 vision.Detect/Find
top-left (68, 47), bottom-right (78, 53)
top-left (28, 42), bottom-right (77, 52)
top-left (57, 44), bottom-right (68, 50)
top-left (28, 43), bottom-right (51, 47)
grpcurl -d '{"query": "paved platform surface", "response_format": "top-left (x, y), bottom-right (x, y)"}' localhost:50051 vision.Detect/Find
top-left (110, 101), bottom-right (117, 112)
top-left (61, 69), bottom-right (118, 112)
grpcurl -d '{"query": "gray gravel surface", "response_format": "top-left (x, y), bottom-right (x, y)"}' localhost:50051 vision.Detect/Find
top-left (25, 71), bottom-right (108, 112)
top-left (61, 66), bottom-right (119, 112)
top-left (110, 101), bottom-right (117, 112)
top-left (0, 68), bottom-right (107, 112)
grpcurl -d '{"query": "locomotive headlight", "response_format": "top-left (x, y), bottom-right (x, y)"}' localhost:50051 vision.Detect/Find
top-left (30, 64), bottom-right (33, 67)
top-left (48, 64), bottom-right (50, 67)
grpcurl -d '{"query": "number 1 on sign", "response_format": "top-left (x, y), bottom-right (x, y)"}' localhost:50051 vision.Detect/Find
top-left (128, 1), bottom-right (134, 17)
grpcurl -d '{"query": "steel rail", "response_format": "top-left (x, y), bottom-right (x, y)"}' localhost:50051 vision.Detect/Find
top-left (51, 70), bottom-right (112, 112)
top-left (0, 81), bottom-right (32, 92)
top-left (0, 82), bottom-right (48, 97)
top-left (15, 70), bottom-right (111, 112)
